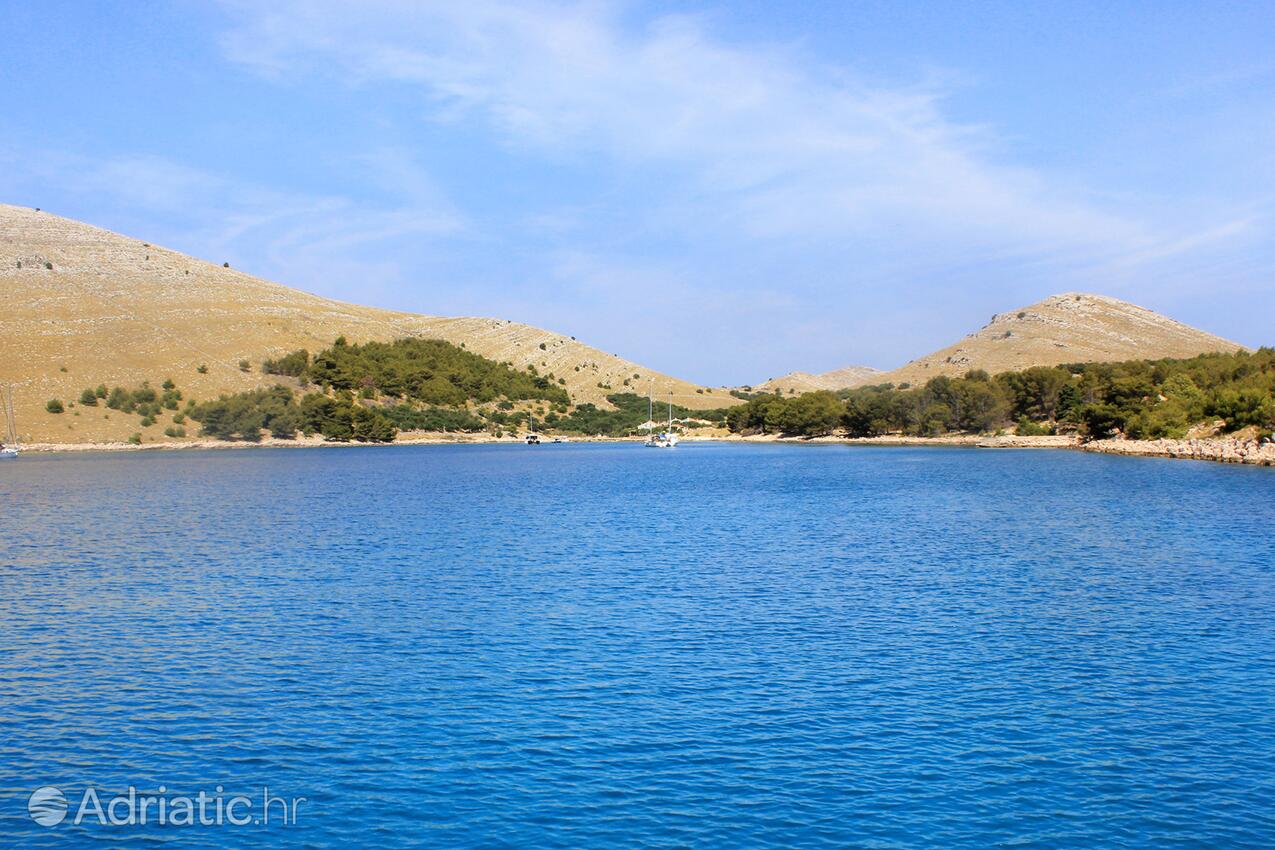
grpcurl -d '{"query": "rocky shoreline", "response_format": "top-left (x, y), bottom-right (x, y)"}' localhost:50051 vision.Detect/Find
top-left (1081, 436), bottom-right (1275, 466)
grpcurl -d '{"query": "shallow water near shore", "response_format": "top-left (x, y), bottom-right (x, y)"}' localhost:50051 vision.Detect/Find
top-left (2, 443), bottom-right (1274, 847)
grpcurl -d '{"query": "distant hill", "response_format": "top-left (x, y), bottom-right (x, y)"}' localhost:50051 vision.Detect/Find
top-left (0, 204), bottom-right (727, 444)
top-left (877, 293), bottom-right (1246, 387)
top-left (755, 365), bottom-right (882, 394)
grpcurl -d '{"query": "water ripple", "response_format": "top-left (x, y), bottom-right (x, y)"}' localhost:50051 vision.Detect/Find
top-left (1, 444), bottom-right (1273, 847)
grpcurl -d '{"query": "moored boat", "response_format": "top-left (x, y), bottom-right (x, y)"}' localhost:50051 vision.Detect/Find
top-left (1, 384), bottom-right (18, 459)
top-left (642, 387), bottom-right (680, 448)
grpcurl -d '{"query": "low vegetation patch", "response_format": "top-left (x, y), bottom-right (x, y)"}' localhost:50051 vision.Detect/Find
top-left (550, 393), bottom-right (729, 436)
top-left (188, 386), bottom-right (396, 443)
top-left (725, 349), bottom-right (1275, 440)
top-left (266, 337), bottom-right (571, 407)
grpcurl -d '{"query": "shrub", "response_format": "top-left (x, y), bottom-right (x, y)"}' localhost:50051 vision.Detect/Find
top-left (1015, 417), bottom-right (1053, 436)
top-left (238, 359), bottom-right (251, 372)
top-left (45, 399), bottom-right (64, 413)
top-left (1080, 404), bottom-right (1126, 439)
top-left (1208, 388), bottom-right (1275, 432)
top-left (79, 389), bottom-right (98, 406)
top-left (351, 406), bottom-right (398, 442)
top-left (189, 385), bottom-right (297, 442)
top-left (298, 393), bottom-right (352, 441)
top-left (262, 349), bottom-right (309, 377)
top-left (163, 426), bottom-right (186, 438)
top-left (197, 364), bottom-right (209, 374)
top-left (99, 397), bottom-right (119, 414)
top-left (128, 433), bottom-right (142, 445)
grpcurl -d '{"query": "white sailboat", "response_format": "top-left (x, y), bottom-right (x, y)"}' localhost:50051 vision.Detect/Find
top-left (1, 384), bottom-right (18, 459)
top-left (642, 387), bottom-right (679, 448)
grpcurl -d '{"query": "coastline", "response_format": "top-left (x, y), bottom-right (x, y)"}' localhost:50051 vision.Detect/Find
top-left (14, 432), bottom-right (633, 453)
top-left (1081, 436), bottom-right (1275, 466)
top-left (12, 431), bottom-right (1274, 466)
top-left (740, 432), bottom-right (1275, 465)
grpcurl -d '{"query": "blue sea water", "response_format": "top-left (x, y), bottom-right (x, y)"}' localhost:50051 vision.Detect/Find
top-left (1, 443), bottom-right (1273, 848)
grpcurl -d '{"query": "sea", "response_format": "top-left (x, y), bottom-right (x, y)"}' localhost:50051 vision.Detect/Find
top-left (2, 442), bottom-right (1273, 847)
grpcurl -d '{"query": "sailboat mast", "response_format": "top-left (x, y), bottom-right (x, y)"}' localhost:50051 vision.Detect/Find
top-left (4, 384), bottom-right (16, 446)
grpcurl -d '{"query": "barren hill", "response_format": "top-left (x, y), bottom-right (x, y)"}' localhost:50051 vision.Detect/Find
top-left (0, 204), bottom-right (727, 444)
top-left (874, 293), bottom-right (1246, 387)
top-left (756, 365), bottom-right (883, 394)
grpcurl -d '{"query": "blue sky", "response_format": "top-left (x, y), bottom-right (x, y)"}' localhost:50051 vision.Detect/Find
top-left (2, 1), bottom-right (1272, 384)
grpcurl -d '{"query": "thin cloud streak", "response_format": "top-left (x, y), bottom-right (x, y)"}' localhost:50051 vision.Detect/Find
top-left (219, 0), bottom-right (1159, 257)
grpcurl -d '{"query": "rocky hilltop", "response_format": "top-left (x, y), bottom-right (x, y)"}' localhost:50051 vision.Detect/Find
top-left (756, 365), bottom-right (882, 394)
top-left (0, 204), bottom-right (725, 444)
top-left (753, 293), bottom-right (1242, 394)
top-left (878, 292), bottom-right (1244, 386)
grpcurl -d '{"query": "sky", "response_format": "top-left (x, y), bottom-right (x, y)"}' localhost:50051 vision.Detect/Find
top-left (2, 1), bottom-right (1273, 385)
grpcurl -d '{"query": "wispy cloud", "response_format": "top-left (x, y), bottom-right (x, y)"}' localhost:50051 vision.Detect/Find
top-left (219, 0), bottom-right (1157, 259)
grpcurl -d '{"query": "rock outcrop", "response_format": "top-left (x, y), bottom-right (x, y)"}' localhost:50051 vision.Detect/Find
top-left (754, 365), bottom-right (882, 394)
top-left (1083, 437), bottom-right (1275, 466)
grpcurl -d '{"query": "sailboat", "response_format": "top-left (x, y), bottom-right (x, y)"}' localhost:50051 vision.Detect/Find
top-left (643, 387), bottom-right (679, 448)
top-left (1, 384), bottom-right (18, 459)
top-left (524, 412), bottom-right (541, 445)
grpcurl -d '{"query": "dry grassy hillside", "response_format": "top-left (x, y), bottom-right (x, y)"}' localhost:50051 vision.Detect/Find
top-left (877, 293), bottom-right (1246, 387)
top-left (0, 204), bottom-right (728, 444)
top-left (756, 365), bottom-right (883, 394)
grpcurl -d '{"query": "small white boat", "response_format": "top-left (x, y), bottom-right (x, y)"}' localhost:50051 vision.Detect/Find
top-left (642, 387), bottom-right (680, 448)
top-left (1, 384), bottom-right (18, 459)
top-left (551, 437), bottom-right (569, 444)
top-left (649, 431), bottom-right (679, 448)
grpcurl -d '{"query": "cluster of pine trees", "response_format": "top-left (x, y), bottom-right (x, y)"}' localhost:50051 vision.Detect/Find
top-left (726, 349), bottom-right (1275, 439)
top-left (264, 337), bottom-right (570, 407)
top-left (190, 386), bottom-right (398, 443)
top-left (189, 337), bottom-right (585, 442)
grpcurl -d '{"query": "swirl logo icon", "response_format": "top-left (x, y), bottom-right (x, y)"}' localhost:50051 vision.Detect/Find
top-left (28, 786), bottom-right (68, 827)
